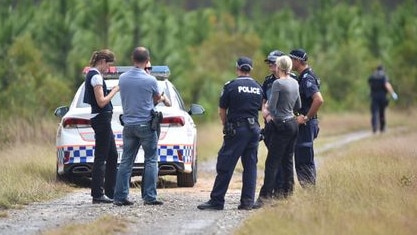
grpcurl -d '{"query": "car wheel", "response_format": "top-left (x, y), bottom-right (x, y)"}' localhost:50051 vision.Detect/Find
top-left (177, 159), bottom-right (197, 187)
top-left (55, 165), bottom-right (73, 183)
top-left (56, 171), bottom-right (73, 183)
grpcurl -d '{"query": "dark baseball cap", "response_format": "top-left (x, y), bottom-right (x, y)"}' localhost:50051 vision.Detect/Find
top-left (236, 56), bottom-right (253, 71)
top-left (289, 48), bottom-right (308, 62)
top-left (264, 50), bottom-right (285, 63)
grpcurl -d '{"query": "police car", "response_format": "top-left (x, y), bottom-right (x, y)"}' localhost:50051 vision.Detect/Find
top-left (54, 66), bottom-right (205, 187)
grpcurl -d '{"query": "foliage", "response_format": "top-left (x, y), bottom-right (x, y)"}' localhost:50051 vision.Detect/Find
top-left (0, 0), bottom-right (416, 122)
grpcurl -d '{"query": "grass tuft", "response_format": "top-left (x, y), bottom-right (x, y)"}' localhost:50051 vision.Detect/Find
top-left (41, 215), bottom-right (129, 235)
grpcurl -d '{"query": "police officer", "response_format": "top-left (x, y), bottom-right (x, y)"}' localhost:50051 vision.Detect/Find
top-left (289, 49), bottom-right (324, 188)
top-left (368, 65), bottom-right (398, 133)
top-left (197, 56), bottom-right (263, 210)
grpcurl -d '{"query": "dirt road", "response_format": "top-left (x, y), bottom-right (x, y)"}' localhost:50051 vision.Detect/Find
top-left (0, 130), bottom-right (373, 235)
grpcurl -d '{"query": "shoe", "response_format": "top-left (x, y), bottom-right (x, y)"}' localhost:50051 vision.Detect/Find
top-left (92, 195), bottom-right (113, 204)
top-left (252, 198), bottom-right (265, 209)
top-left (197, 201), bottom-right (224, 210)
top-left (237, 204), bottom-right (253, 210)
top-left (143, 200), bottom-right (164, 206)
top-left (113, 199), bottom-right (134, 206)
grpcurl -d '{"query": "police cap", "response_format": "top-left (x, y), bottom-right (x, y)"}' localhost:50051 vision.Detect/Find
top-left (289, 48), bottom-right (308, 62)
top-left (236, 56), bottom-right (253, 72)
top-left (264, 50), bottom-right (285, 63)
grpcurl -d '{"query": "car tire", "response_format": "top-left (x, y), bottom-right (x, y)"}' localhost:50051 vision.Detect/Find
top-left (56, 171), bottom-right (73, 183)
top-left (177, 159), bottom-right (197, 187)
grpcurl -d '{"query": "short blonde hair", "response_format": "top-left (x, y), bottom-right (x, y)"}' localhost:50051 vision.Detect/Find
top-left (276, 55), bottom-right (292, 73)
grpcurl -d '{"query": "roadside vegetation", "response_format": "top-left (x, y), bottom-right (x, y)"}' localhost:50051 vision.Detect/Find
top-left (235, 110), bottom-right (417, 235)
top-left (0, 109), bottom-right (414, 234)
top-left (0, 118), bottom-right (72, 210)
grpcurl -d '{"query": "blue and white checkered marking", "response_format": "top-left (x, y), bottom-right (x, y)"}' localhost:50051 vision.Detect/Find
top-left (57, 144), bottom-right (194, 164)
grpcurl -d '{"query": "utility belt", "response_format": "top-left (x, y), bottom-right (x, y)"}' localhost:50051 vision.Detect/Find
top-left (224, 117), bottom-right (258, 137)
top-left (232, 117), bottom-right (257, 128)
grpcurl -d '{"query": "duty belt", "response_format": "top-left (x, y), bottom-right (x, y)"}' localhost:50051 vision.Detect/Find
top-left (232, 117), bottom-right (256, 127)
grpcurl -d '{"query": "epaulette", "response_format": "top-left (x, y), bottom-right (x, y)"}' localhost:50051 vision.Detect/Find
top-left (290, 72), bottom-right (297, 79)
top-left (224, 80), bottom-right (235, 86)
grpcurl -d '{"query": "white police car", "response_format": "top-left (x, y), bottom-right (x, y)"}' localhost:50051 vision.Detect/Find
top-left (54, 66), bottom-right (205, 187)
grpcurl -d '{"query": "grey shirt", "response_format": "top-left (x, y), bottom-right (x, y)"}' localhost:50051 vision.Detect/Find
top-left (119, 67), bottom-right (159, 125)
top-left (268, 77), bottom-right (301, 120)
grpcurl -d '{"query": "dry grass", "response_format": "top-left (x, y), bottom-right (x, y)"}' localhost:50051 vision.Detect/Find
top-left (235, 111), bottom-right (417, 235)
top-left (0, 117), bottom-right (72, 210)
top-left (41, 215), bottom-right (129, 235)
top-left (0, 143), bottom-right (72, 209)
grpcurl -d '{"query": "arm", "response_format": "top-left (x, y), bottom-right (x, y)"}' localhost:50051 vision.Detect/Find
top-left (218, 107), bottom-right (227, 126)
top-left (385, 82), bottom-right (398, 100)
top-left (93, 85), bottom-right (119, 108)
top-left (158, 92), bottom-right (172, 106)
top-left (262, 100), bottom-right (273, 122)
top-left (267, 82), bottom-right (279, 118)
top-left (300, 91), bottom-right (324, 124)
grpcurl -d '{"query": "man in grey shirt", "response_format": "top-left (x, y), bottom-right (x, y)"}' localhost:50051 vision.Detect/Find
top-left (113, 47), bottom-right (163, 206)
top-left (255, 55), bottom-right (301, 207)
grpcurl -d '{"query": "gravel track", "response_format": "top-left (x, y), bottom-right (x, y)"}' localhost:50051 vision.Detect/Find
top-left (0, 130), bottom-right (373, 235)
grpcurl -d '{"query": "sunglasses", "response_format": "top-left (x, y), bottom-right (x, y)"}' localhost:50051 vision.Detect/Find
top-left (145, 66), bottom-right (152, 71)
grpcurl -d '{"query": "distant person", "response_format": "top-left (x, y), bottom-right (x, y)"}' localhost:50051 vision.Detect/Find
top-left (289, 48), bottom-right (324, 188)
top-left (368, 65), bottom-right (398, 133)
top-left (197, 57), bottom-right (263, 210)
top-left (255, 55), bottom-right (301, 208)
top-left (83, 49), bottom-right (119, 204)
top-left (113, 47), bottom-right (163, 206)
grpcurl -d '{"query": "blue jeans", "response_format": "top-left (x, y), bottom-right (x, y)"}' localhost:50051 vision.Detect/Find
top-left (114, 124), bottom-right (158, 202)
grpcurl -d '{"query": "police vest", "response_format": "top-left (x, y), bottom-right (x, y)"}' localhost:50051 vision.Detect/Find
top-left (83, 70), bottom-right (113, 114)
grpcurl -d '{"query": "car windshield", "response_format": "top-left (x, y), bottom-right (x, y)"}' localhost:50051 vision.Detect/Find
top-left (76, 80), bottom-right (186, 111)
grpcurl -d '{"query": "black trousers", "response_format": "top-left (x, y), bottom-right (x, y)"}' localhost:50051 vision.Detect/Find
top-left (371, 97), bottom-right (388, 133)
top-left (90, 112), bottom-right (118, 198)
top-left (259, 118), bottom-right (298, 198)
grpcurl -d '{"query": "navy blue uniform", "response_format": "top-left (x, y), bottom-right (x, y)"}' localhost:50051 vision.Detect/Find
top-left (209, 76), bottom-right (263, 207)
top-left (368, 71), bottom-right (389, 133)
top-left (295, 68), bottom-right (320, 187)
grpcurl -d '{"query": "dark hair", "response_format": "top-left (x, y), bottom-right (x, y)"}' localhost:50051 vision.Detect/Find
top-left (132, 47), bottom-right (150, 63)
top-left (89, 49), bottom-right (115, 66)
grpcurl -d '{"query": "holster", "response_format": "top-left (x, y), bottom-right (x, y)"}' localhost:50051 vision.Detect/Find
top-left (223, 122), bottom-right (236, 137)
top-left (150, 110), bottom-right (163, 131)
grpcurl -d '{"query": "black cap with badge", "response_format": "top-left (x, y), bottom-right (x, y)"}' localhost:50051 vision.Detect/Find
top-left (289, 48), bottom-right (308, 62)
top-left (264, 50), bottom-right (285, 64)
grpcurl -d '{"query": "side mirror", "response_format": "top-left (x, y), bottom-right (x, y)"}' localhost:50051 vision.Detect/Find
top-left (188, 104), bottom-right (205, 115)
top-left (54, 106), bottom-right (69, 118)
